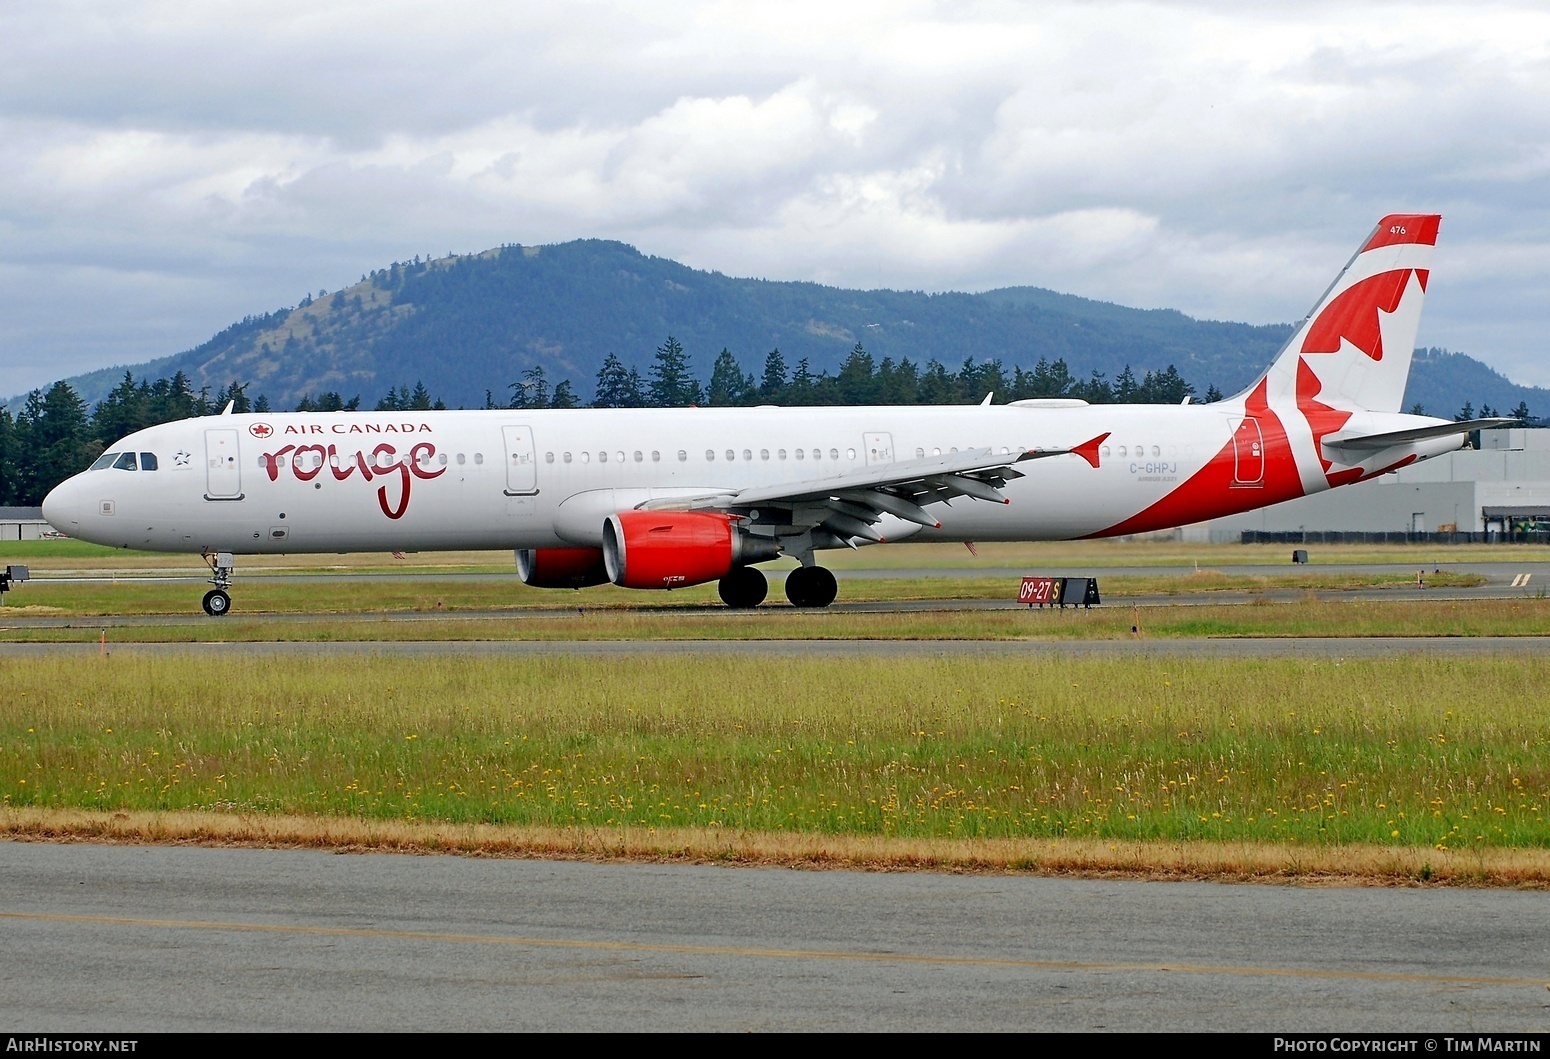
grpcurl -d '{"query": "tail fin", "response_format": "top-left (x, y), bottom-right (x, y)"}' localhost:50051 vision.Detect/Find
top-left (1252, 214), bottom-right (1439, 414)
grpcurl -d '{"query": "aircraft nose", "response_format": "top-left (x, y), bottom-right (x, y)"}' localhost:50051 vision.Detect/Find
top-left (41, 476), bottom-right (83, 532)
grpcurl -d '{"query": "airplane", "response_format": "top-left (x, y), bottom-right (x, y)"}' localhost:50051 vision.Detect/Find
top-left (41, 214), bottom-right (1512, 615)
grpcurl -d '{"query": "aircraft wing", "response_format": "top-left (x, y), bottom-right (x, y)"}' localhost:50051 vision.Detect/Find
top-left (1324, 418), bottom-right (1519, 453)
top-left (640, 439), bottom-right (1104, 543)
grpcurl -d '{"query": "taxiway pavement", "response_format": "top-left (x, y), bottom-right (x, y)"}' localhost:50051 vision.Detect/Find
top-left (3, 842), bottom-right (1546, 1032)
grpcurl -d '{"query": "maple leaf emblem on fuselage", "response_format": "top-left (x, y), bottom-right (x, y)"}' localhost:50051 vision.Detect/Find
top-left (249, 422), bottom-right (274, 438)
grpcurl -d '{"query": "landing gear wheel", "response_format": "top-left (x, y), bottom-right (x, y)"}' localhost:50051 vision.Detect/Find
top-left (202, 589), bottom-right (231, 617)
top-left (718, 566), bottom-right (768, 609)
top-left (785, 565), bottom-right (837, 608)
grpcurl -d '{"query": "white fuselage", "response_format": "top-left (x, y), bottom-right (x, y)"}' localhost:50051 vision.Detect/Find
top-left (41, 402), bottom-right (1460, 557)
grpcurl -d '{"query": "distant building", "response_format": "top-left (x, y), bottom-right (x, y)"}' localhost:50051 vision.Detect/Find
top-left (0, 507), bottom-right (53, 541)
top-left (1183, 428), bottom-right (1550, 542)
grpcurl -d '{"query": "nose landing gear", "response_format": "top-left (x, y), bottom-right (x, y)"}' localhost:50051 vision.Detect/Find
top-left (201, 550), bottom-right (234, 617)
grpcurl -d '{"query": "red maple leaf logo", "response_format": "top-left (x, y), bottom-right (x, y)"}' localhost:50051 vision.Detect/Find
top-left (249, 422), bottom-right (273, 438)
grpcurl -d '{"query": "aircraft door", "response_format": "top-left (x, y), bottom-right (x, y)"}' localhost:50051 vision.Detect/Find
top-left (864, 432), bottom-right (894, 465)
top-left (502, 425), bottom-right (539, 496)
top-left (1231, 417), bottom-right (1264, 487)
top-left (204, 429), bottom-right (243, 500)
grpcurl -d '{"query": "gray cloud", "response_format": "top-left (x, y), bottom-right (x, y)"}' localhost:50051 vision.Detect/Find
top-left (5, 0), bottom-right (1550, 399)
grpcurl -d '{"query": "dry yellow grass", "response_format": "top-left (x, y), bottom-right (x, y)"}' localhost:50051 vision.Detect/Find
top-left (5, 808), bottom-right (1546, 887)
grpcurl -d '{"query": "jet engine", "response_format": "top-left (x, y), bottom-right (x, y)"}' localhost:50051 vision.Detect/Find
top-left (602, 511), bottom-right (779, 589)
top-left (515, 547), bottom-right (610, 588)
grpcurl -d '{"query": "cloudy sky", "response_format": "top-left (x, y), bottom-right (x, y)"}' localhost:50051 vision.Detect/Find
top-left (4, 0), bottom-right (1550, 398)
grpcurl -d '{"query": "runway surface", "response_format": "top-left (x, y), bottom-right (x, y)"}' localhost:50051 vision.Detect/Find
top-left (3, 842), bottom-right (1546, 1032)
top-left (1, 636), bottom-right (1548, 658)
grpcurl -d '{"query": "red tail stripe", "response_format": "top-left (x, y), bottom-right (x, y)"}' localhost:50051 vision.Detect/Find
top-left (1361, 214), bottom-right (1440, 252)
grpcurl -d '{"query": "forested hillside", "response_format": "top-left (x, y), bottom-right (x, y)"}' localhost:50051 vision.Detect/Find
top-left (37, 238), bottom-right (1547, 418)
top-left (45, 240), bottom-right (1297, 411)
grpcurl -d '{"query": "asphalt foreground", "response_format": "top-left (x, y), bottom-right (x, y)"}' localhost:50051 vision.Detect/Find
top-left (3, 842), bottom-right (1549, 1033)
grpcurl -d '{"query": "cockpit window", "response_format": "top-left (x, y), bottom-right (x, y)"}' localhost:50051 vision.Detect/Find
top-left (90, 452), bottom-right (119, 471)
top-left (112, 452), bottom-right (138, 471)
top-left (139, 452), bottom-right (158, 471)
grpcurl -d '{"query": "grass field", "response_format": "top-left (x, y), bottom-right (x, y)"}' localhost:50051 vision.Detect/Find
top-left (3, 654), bottom-right (1545, 857)
top-left (5, 537), bottom-right (1546, 884)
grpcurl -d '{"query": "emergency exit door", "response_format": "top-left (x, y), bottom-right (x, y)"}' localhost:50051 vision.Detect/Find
top-left (864, 432), bottom-right (894, 465)
top-left (502, 425), bottom-right (538, 496)
top-left (1231, 417), bottom-right (1264, 487)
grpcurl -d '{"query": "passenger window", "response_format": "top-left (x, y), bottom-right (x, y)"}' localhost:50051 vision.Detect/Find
top-left (140, 452), bottom-right (158, 470)
top-left (812, 449), bottom-right (821, 461)
top-left (92, 452), bottom-right (119, 471)
top-left (845, 448), bottom-right (855, 460)
top-left (113, 452), bottom-right (138, 471)
top-left (616, 451), bottom-right (625, 464)
top-left (633, 451), bottom-right (643, 463)
top-left (760, 449), bottom-right (769, 461)
top-left (581, 452), bottom-right (590, 463)
top-left (915, 448), bottom-right (925, 459)
top-left (677, 450), bottom-right (687, 462)
top-left (726, 449), bottom-right (735, 462)
top-left (795, 449), bottom-right (805, 461)
top-left (651, 451), bottom-right (661, 462)
top-left (474, 453), bottom-right (484, 465)
top-left (743, 449), bottom-right (752, 461)
top-left (931, 447), bottom-right (941, 456)
top-left (599, 451), bottom-right (608, 463)
top-left (1118, 446), bottom-right (1127, 457)
top-left (545, 452), bottom-right (554, 463)
top-left (777, 449), bottom-right (786, 460)
top-left (457, 453), bottom-right (466, 465)
top-left (1101, 445), bottom-right (1111, 457)
top-left (706, 449), bottom-right (716, 461)
top-left (1152, 446), bottom-right (1161, 457)
top-left (563, 452), bottom-right (573, 464)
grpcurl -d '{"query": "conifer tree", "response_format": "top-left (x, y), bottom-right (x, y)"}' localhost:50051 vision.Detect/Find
top-left (706, 348), bottom-right (753, 406)
top-left (550, 380), bottom-right (579, 409)
top-left (593, 352), bottom-right (643, 407)
top-left (648, 335), bottom-right (702, 407)
top-left (836, 344), bottom-right (878, 405)
top-left (759, 348), bottom-right (788, 402)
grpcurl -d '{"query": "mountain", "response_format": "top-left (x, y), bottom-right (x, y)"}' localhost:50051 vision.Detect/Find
top-left (24, 239), bottom-right (1550, 417)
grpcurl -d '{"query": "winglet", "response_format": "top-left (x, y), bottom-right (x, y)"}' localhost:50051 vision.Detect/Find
top-left (1072, 432), bottom-right (1110, 469)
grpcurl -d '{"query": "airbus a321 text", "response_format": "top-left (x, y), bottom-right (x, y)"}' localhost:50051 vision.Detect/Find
top-left (42, 215), bottom-right (1509, 615)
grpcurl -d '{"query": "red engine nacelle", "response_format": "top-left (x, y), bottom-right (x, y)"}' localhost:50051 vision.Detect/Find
top-left (516, 547), bottom-right (610, 589)
top-left (602, 511), bottom-right (741, 589)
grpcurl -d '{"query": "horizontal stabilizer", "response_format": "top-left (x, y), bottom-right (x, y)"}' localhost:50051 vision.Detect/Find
top-left (1325, 418), bottom-right (1519, 453)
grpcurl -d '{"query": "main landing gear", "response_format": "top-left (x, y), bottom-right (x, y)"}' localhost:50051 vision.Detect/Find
top-left (717, 565), bottom-right (838, 608)
top-left (201, 550), bottom-right (234, 617)
top-left (784, 565), bottom-right (837, 609)
top-left (717, 566), bottom-right (768, 609)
